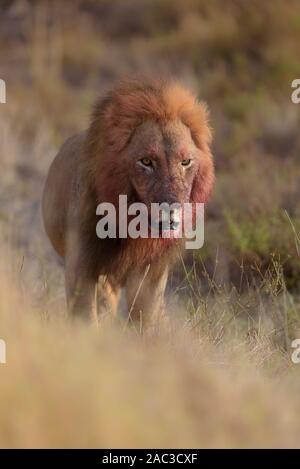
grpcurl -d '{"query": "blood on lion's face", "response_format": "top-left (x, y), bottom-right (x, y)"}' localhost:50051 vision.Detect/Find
top-left (119, 118), bottom-right (201, 237)
top-left (126, 119), bottom-right (200, 209)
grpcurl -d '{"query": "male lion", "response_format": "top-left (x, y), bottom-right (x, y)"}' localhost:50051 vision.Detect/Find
top-left (42, 79), bottom-right (214, 328)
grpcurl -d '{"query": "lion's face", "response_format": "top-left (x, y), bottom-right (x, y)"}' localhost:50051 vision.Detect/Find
top-left (126, 119), bottom-right (200, 209)
top-left (94, 80), bottom-right (214, 240)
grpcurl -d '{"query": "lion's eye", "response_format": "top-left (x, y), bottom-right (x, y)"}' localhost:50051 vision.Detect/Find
top-left (140, 158), bottom-right (152, 167)
top-left (181, 159), bottom-right (192, 167)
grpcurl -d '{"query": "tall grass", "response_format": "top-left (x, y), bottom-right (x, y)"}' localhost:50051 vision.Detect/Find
top-left (0, 241), bottom-right (299, 448)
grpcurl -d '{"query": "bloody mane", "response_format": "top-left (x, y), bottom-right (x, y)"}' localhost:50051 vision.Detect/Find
top-left (83, 78), bottom-right (215, 278)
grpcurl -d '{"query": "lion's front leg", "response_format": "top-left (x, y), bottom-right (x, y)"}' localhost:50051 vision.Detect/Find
top-left (65, 243), bottom-right (98, 325)
top-left (125, 266), bottom-right (168, 331)
top-left (97, 276), bottom-right (121, 323)
top-left (65, 272), bottom-right (98, 325)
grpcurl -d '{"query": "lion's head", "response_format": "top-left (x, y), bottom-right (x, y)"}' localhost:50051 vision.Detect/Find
top-left (86, 78), bottom-right (214, 250)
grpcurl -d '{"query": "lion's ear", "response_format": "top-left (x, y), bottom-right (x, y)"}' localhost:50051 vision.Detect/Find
top-left (191, 147), bottom-right (215, 204)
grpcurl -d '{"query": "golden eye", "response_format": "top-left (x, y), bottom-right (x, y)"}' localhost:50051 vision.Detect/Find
top-left (140, 158), bottom-right (152, 167)
top-left (181, 159), bottom-right (191, 167)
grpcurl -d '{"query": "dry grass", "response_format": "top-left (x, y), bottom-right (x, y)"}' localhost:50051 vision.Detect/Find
top-left (1, 0), bottom-right (300, 448)
top-left (0, 244), bottom-right (299, 449)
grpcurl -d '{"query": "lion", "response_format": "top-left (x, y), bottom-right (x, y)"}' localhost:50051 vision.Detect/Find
top-left (42, 78), bottom-right (214, 328)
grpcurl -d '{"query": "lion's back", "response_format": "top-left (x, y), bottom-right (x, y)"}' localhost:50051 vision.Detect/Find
top-left (42, 133), bottom-right (86, 258)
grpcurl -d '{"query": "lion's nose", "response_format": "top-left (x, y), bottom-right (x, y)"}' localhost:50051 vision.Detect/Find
top-left (159, 206), bottom-right (181, 230)
top-left (170, 208), bottom-right (181, 222)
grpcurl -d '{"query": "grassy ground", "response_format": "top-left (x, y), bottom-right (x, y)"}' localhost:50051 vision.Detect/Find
top-left (0, 261), bottom-right (300, 449)
top-left (0, 0), bottom-right (300, 448)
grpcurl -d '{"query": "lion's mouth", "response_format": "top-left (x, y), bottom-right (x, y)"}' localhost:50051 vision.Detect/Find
top-left (149, 218), bottom-right (182, 239)
top-left (151, 219), bottom-right (180, 231)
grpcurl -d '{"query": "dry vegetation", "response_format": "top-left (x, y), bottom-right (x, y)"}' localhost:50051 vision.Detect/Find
top-left (1, 253), bottom-right (300, 449)
top-left (0, 0), bottom-right (300, 448)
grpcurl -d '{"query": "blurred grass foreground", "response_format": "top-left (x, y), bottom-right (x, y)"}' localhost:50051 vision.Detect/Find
top-left (1, 263), bottom-right (300, 449)
top-left (0, 0), bottom-right (300, 448)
